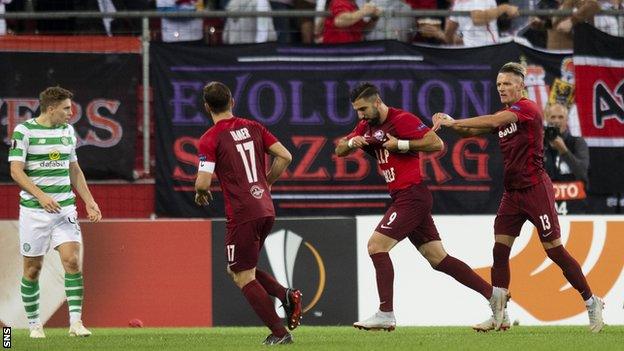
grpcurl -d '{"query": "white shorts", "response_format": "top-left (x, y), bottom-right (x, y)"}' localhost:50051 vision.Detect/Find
top-left (19, 205), bottom-right (82, 257)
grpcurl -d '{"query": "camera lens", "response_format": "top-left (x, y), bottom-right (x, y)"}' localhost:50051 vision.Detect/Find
top-left (544, 125), bottom-right (559, 141)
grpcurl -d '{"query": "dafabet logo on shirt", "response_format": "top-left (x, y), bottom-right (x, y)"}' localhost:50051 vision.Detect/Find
top-left (474, 221), bottom-right (624, 321)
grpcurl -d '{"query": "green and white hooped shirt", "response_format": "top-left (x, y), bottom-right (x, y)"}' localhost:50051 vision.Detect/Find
top-left (8, 118), bottom-right (77, 209)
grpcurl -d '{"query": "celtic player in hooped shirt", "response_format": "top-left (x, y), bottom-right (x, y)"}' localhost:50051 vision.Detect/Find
top-left (9, 86), bottom-right (102, 338)
top-left (433, 62), bottom-right (604, 333)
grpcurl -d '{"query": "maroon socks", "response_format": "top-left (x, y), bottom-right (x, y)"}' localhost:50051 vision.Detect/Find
top-left (435, 255), bottom-right (493, 299)
top-left (491, 242), bottom-right (512, 289)
top-left (546, 245), bottom-right (593, 300)
top-left (255, 269), bottom-right (287, 303)
top-left (241, 280), bottom-right (287, 337)
top-left (370, 252), bottom-right (394, 312)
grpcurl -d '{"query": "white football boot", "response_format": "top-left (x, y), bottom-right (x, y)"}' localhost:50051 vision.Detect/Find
top-left (353, 310), bottom-right (396, 331)
top-left (488, 287), bottom-right (510, 330)
top-left (29, 324), bottom-right (46, 338)
top-left (69, 320), bottom-right (92, 337)
top-left (587, 296), bottom-right (605, 333)
top-left (472, 310), bottom-right (511, 332)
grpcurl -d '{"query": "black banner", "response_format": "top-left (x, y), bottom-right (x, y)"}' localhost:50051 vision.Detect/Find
top-left (152, 41), bottom-right (579, 216)
top-left (211, 217), bottom-right (358, 326)
top-left (0, 52), bottom-right (139, 180)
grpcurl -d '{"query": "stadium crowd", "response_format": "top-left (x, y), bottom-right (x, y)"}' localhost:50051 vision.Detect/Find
top-left (1, 0), bottom-right (622, 47)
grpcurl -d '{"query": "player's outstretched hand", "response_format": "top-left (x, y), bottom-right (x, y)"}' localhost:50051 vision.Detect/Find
top-left (86, 201), bottom-right (102, 222)
top-left (431, 112), bottom-right (455, 131)
top-left (195, 191), bottom-right (213, 206)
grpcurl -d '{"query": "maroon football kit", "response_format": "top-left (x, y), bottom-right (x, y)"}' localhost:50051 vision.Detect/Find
top-left (346, 107), bottom-right (440, 245)
top-left (198, 117), bottom-right (278, 271)
top-left (493, 98), bottom-right (561, 241)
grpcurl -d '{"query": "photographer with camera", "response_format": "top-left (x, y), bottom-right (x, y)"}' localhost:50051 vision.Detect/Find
top-left (544, 103), bottom-right (590, 186)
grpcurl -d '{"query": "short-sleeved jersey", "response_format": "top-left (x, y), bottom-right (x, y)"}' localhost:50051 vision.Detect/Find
top-left (346, 107), bottom-right (430, 191)
top-left (8, 119), bottom-right (77, 208)
top-left (198, 117), bottom-right (278, 225)
top-left (497, 98), bottom-right (546, 190)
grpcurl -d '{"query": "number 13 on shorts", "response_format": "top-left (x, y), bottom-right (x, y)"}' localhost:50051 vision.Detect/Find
top-left (539, 214), bottom-right (551, 230)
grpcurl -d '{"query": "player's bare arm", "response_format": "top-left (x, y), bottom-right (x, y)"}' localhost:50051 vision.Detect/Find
top-left (194, 171), bottom-right (213, 206)
top-left (436, 111), bottom-right (517, 132)
top-left (10, 160), bottom-right (61, 214)
top-left (266, 142), bottom-right (293, 186)
top-left (432, 112), bottom-right (492, 137)
top-left (69, 162), bottom-right (102, 222)
top-left (382, 131), bottom-right (443, 153)
top-left (335, 136), bottom-right (369, 157)
top-left (455, 111), bottom-right (518, 129)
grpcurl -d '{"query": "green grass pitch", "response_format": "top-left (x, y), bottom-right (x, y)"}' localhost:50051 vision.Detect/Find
top-left (8, 326), bottom-right (624, 350)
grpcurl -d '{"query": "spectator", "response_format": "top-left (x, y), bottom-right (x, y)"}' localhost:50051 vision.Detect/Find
top-left (414, 17), bottom-right (445, 44)
top-left (451, 0), bottom-right (519, 46)
top-left (422, 0), bottom-right (519, 46)
top-left (294, 0), bottom-right (316, 43)
top-left (223, 0), bottom-right (277, 44)
top-left (543, 103), bottom-right (590, 186)
top-left (270, 0), bottom-right (294, 43)
top-left (525, 0), bottom-right (560, 48)
top-left (322, 0), bottom-right (382, 44)
top-left (407, 0), bottom-right (446, 44)
top-left (536, 0), bottom-right (600, 50)
top-left (498, 0), bottom-right (548, 47)
top-left (594, 0), bottom-right (623, 36)
top-left (365, 0), bottom-right (414, 42)
top-left (0, 0), bottom-right (11, 35)
top-left (157, 0), bottom-right (205, 43)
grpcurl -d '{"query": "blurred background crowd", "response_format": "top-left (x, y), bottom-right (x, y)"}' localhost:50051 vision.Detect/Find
top-left (1, 1), bottom-right (622, 48)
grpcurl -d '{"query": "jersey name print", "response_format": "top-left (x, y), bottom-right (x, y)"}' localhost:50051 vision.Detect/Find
top-left (229, 127), bottom-right (251, 141)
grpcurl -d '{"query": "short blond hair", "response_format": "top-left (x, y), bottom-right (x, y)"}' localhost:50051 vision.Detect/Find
top-left (499, 62), bottom-right (526, 80)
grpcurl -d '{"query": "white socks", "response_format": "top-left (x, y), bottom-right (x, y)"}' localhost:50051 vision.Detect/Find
top-left (584, 296), bottom-right (595, 307)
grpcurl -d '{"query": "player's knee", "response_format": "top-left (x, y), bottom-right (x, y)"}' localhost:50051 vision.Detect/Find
top-left (367, 239), bottom-right (386, 255)
top-left (429, 255), bottom-right (446, 268)
top-left (24, 263), bottom-right (42, 280)
top-left (228, 268), bottom-right (254, 289)
top-left (367, 242), bottom-right (379, 255)
top-left (61, 256), bottom-right (80, 273)
top-left (419, 247), bottom-right (446, 268)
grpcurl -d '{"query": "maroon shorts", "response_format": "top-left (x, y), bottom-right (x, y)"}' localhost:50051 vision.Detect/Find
top-left (224, 216), bottom-right (275, 272)
top-left (375, 183), bottom-right (440, 248)
top-left (494, 175), bottom-right (561, 242)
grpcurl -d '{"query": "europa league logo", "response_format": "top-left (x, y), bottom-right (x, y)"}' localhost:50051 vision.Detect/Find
top-left (264, 229), bottom-right (326, 318)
